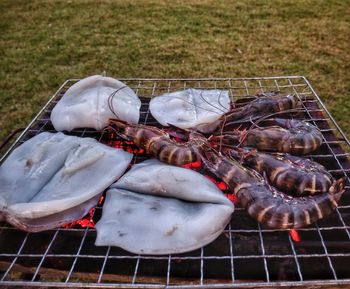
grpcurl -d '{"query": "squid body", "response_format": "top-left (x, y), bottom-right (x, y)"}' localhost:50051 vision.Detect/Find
top-left (150, 89), bottom-right (230, 133)
top-left (51, 75), bottom-right (141, 131)
top-left (0, 132), bottom-right (133, 232)
top-left (95, 159), bottom-right (234, 255)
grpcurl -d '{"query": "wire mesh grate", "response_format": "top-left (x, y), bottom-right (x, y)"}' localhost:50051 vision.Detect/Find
top-left (0, 76), bottom-right (350, 288)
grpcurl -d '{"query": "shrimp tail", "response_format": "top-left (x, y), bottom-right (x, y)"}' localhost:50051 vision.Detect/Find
top-left (329, 177), bottom-right (346, 197)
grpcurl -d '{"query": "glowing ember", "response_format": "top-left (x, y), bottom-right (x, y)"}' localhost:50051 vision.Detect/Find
top-left (102, 133), bottom-right (144, 154)
top-left (182, 161), bottom-right (202, 169)
top-left (226, 193), bottom-right (237, 204)
top-left (62, 195), bottom-right (104, 229)
top-left (98, 195), bottom-right (105, 205)
top-left (289, 229), bottom-right (301, 242)
top-left (201, 175), bottom-right (237, 204)
top-left (205, 175), bottom-right (228, 190)
top-left (62, 208), bottom-right (95, 229)
top-left (108, 140), bottom-right (144, 154)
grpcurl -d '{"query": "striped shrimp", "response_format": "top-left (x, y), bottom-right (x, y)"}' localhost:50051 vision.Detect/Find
top-left (201, 148), bottom-right (345, 229)
top-left (222, 147), bottom-right (334, 196)
top-left (211, 118), bottom-right (323, 155)
top-left (107, 119), bottom-right (208, 166)
top-left (219, 92), bottom-right (300, 129)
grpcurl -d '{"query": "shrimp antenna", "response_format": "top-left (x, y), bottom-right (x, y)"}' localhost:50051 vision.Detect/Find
top-left (249, 107), bottom-right (305, 128)
top-left (223, 92), bottom-right (300, 126)
top-left (103, 121), bottom-right (122, 136)
top-left (167, 89), bottom-right (228, 115)
top-left (217, 112), bottom-right (228, 155)
top-left (197, 90), bottom-right (228, 114)
top-left (224, 107), bottom-right (305, 128)
top-left (167, 96), bottom-right (224, 115)
top-left (108, 86), bottom-right (128, 119)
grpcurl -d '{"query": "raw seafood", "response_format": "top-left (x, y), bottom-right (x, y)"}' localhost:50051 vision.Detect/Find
top-left (115, 159), bottom-right (233, 205)
top-left (201, 148), bottom-right (345, 229)
top-left (95, 160), bottom-right (234, 255)
top-left (107, 119), bottom-right (208, 165)
top-left (0, 132), bottom-right (133, 232)
top-left (149, 89), bottom-right (230, 133)
top-left (219, 92), bottom-right (299, 129)
top-left (51, 75), bottom-right (141, 131)
top-left (222, 147), bottom-right (334, 196)
top-left (211, 118), bottom-right (323, 155)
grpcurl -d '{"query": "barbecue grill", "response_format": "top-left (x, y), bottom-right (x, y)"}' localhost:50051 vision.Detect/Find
top-left (0, 76), bottom-right (349, 288)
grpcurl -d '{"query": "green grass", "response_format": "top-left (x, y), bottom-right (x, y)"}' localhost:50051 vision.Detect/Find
top-left (0, 0), bottom-right (349, 143)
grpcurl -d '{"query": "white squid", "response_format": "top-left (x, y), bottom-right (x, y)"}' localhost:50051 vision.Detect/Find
top-left (51, 75), bottom-right (141, 131)
top-left (0, 132), bottom-right (133, 232)
top-left (149, 89), bottom-right (230, 133)
top-left (95, 159), bottom-right (234, 255)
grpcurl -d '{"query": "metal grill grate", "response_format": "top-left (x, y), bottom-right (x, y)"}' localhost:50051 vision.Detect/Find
top-left (0, 76), bottom-right (350, 288)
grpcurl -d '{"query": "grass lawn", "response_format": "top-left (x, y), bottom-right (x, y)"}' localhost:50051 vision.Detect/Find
top-left (0, 0), bottom-right (349, 143)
